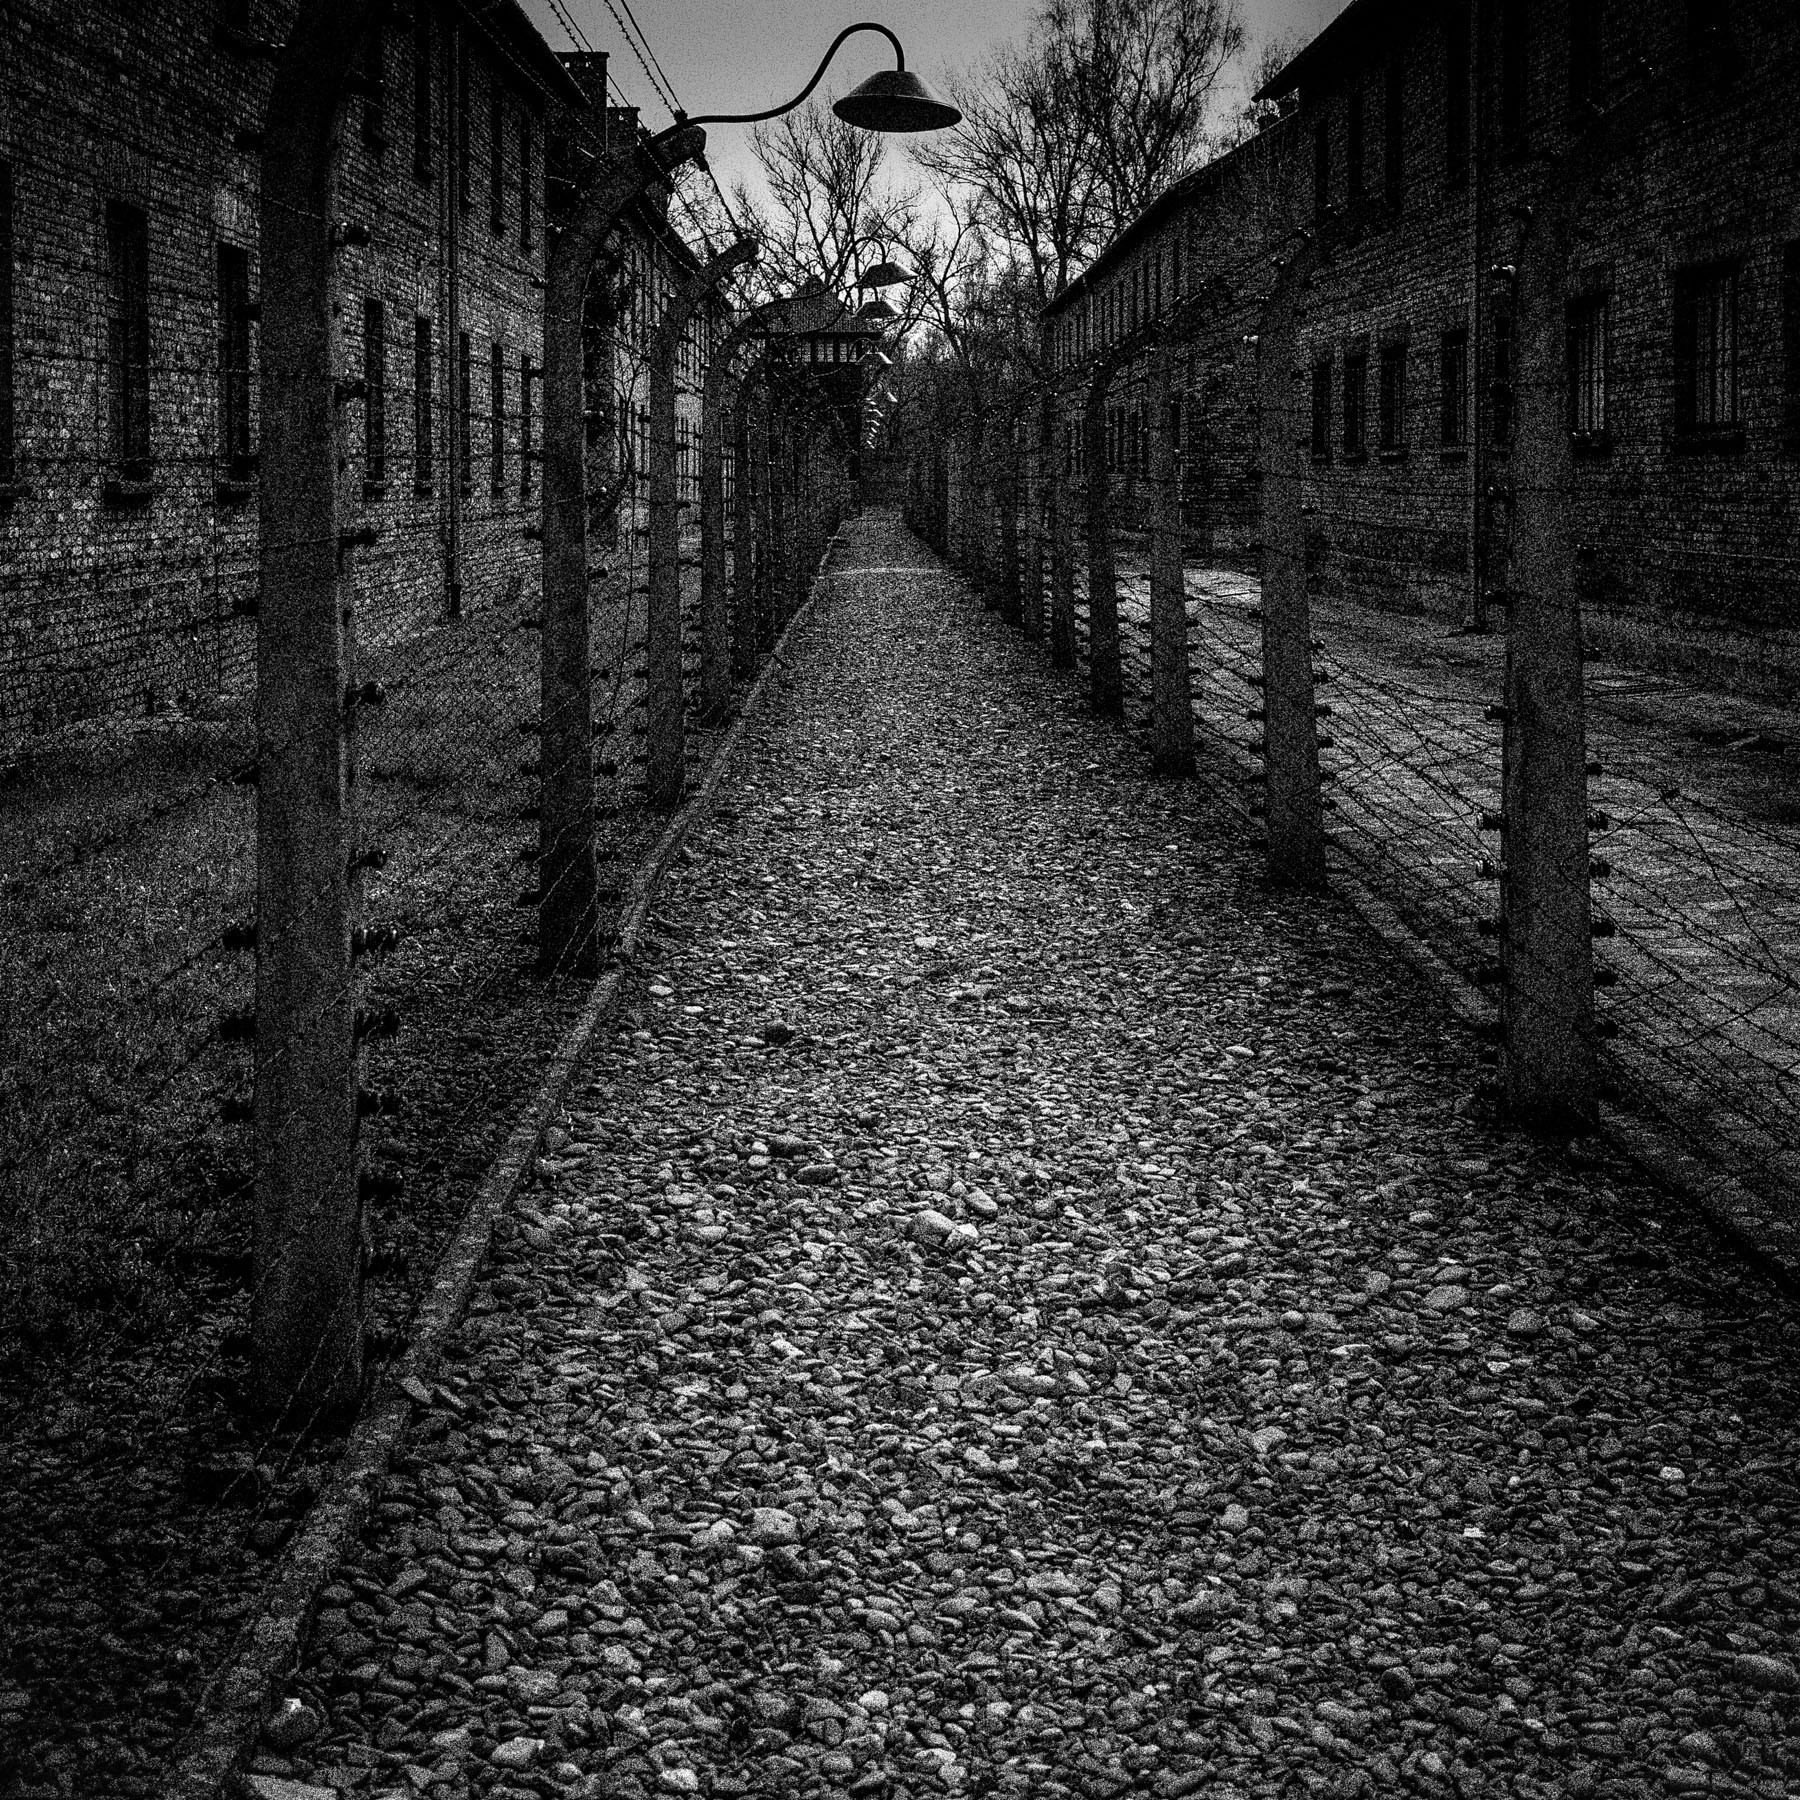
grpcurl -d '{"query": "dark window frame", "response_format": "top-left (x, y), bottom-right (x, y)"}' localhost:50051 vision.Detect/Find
top-left (490, 337), bottom-right (506, 493)
top-left (360, 24), bottom-right (388, 148)
top-left (1313, 112), bottom-right (1332, 220)
top-left (0, 159), bottom-right (15, 491)
top-left (520, 351), bottom-right (534, 498)
top-left (457, 328), bottom-right (472, 494)
top-left (105, 198), bottom-right (152, 484)
top-left (1569, 0), bottom-right (1602, 114)
top-left (490, 75), bottom-right (505, 234)
top-left (1500, 0), bottom-right (1530, 146)
top-left (413, 7), bottom-right (433, 179)
top-left (1439, 327), bottom-right (1469, 448)
top-left (1384, 58), bottom-right (1405, 211)
top-left (1673, 259), bottom-right (1741, 446)
top-left (519, 111), bottom-right (534, 251)
top-left (1378, 341), bottom-right (1407, 454)
top-left (1310, 359), bottom-right (1333, 463)
top-left (456, 37), bottom-right (472, 209)
top-left (414, 314), bottom-right (434, 490)
top-left (1566, 291), bottom-right (1609, 444)
top-left (364, 297), bottom-right (387, 491)
top-left (217, 242), bottom-right (253, 478)
top-left (1343, 349), bottom-right (1368, 460)
top-left (1346, 86), bottom-right (1365, 203)
top-left (1445, 7), bottom-right (1470, 186)
top-left (1782, 241), bottom-right (1800, 454)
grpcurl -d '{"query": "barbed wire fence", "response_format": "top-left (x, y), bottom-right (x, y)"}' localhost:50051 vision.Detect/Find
top-left (0, 31), bottom-right (851, 1440)
top-left (905, 269), bottom-right (1800, 1250)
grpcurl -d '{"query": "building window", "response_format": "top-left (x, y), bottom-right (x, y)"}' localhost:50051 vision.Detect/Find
top-left (1445, 7), bottom-right (1470, 185)
top-left (1783, 242), bottom-right (1800, 453)
top-left (1346, 87), bottom-right (1364, 203)
top-left (1384, 60), bottom-right (1405, 210)
top-left (1569, 0), bottom-right (1601, 113)
top-left (1440, 328), bottom-right (1469, 447)
top-left (490, 79), bottom-right (505, 233)
top-left (413, 7), bottom-right (433, 178)
top-left (456, 40), bottom-right (471, 207)
top-left (1687, 0), bottom-right (1742, 84)
top-left (217, 244), bottom-right (252, 475)
top-left (520, 112), bottom-right (533, 251)
top-left (106, 200), bottom-right (151, 479)
top-left (1, 160), bottom-right (16, 488)
top-left (1313, 113), bottom-right (1331, 220)
top-left (1490, 311), bottom-right (1514, 447)
top-left (360, 26), bottom-right (388, 147)
top-left (1673, 261), bottom-right (1738, 436)
top-left (490, 339), bottom-right (506, 493)
top-left (520, 352), bottom-right (534, 497)
top-left (1378, 342), bottom-right (1407, 452)
top-left (414, 315), bottom-right (433, 489)
top-left (1343, 349), bottom-right (1367, 459)
top-left (1310, 360), bottom-right (1332, 462)
top-left (1171, 237), bottom-right (1182, 301)
top-left (1566, 294), bottom-right (1608, 438)
top-left (457, 329), bottom-right (472, 493)
top-left (1500, 0), bottom-right (1529, 143)
top-left (364, 298), bottom-right (386, 488)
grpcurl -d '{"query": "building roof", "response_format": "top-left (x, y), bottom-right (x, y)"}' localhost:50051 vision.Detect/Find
top-left (1041, 120), bottom-right (1289, 319)
top-left (1252, 0), bottom-right (1423, 101)
top-left (758, 284), bottom-right (884, 338)
top-left (466, 0), bottom-right (590, 110)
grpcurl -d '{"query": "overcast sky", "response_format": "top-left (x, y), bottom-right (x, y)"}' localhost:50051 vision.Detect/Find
top-left (518, 0), bottom-right (1354, 224)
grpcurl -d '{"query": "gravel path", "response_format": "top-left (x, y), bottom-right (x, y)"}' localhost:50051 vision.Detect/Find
top-left (257, 513), bottom-right (1800, 1800)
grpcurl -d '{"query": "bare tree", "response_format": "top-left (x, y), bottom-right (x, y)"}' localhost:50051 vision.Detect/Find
top-left (730, 103), bottom-right (920, 301)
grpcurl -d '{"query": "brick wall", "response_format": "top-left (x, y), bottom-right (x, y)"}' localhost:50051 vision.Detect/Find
top-left (1044, 0), bottom-right (1800, 690)
top-left (0, 0), bottom-right (732, 756)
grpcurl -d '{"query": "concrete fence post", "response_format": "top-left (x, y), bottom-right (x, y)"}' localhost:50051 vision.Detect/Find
top-left (252, 0), bottom-right (375, 1423)
top-left (996, 408), bottom-right (1023, 626)
top-left (1082, 353), bottom-right (1127, 717)
top-left (539, 126), bottom-right (704, 970)
top-left (646, 238), bottom-right (757, 808)
top-left (1497, 191), bottom-right (1598, 1130)
top-left (1048, 406), bottom-right (1077, 670)
top-left (1148, 344), bottom-right (1194, 777)
top-left (1019, 420), bottom-right (1044, 642)
top-left (730, 370), bottom-right (760, 683)
top-left (1255, 247), bottom-right (1327, 889)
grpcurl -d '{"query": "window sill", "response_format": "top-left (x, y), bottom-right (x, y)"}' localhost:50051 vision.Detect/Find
top-left (1309, 453), bottom-right (1332, 467)
top-left (214, 478), bottom-right (256, 505)
top-left (1438, 445), bottom-right (1469, 462)
top-left (1671, 425), bottom-right (1745, 456)
top-left (414, 480), bottom-right (436, 497)
top-left (1341, 450), bottom-right (1369, 466)
top-left (1570, 430), bottom-right (1612, 459)
top-left (1377, 446), bottom-right (1410, 463)
top-left (363, 127), bottom-right (389, 155)
top-left (103, 476), bottom-right (157, 507)
top-left (363, 479), bottom-right (389, 501)
top-left (0, 480), bottom-right (26, 506)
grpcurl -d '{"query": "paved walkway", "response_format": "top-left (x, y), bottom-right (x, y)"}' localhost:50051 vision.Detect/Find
top-left (260, 514), bottom-right (1799, 1800)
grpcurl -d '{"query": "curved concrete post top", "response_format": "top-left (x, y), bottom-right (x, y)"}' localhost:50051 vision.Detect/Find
top-left (652, 236), bottom-right (761, 366)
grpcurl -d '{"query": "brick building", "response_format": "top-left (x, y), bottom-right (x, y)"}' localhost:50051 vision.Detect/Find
top-left (0, 4), bottom-right (730, 753)
top-left (1044, 0), bottom-right (1800, 689)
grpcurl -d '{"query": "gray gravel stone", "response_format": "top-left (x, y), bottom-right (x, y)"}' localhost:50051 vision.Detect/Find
top-left (271, 516), bottom-right (1800, 1800)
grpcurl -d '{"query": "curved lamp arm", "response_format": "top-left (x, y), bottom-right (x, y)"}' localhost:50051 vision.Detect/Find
top-left (656, 23), bottom-right (904, 137)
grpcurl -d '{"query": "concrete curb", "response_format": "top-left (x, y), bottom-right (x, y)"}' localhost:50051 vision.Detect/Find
top-left (164, 570), bottom-right (832, 1800)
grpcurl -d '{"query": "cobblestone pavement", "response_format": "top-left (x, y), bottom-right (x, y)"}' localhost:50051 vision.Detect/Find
top-left (259, 514), bottom-right (1800, 1800)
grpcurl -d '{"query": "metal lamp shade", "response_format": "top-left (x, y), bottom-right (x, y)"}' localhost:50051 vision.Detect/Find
top-left (833, 68), bottom-right (962, 133)
top-left (858, 258), bottom-right (912, 288)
